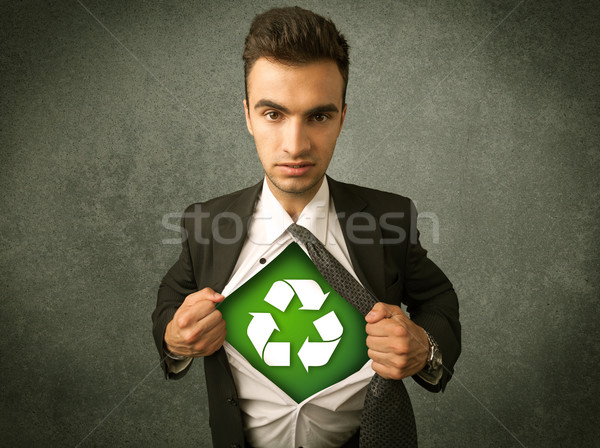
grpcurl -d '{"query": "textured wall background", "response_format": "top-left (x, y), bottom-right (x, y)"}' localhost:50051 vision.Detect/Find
top-left (1, 1), bottom-right (598, 446)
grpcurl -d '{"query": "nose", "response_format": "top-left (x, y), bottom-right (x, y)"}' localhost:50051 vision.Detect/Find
top-left (283, 118), bottom-right (310, 156)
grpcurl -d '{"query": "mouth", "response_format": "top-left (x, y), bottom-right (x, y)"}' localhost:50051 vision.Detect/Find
top-left (277, 162), bottom-right (315, 176)
top-left (278, 162), bottom-right (314, 168)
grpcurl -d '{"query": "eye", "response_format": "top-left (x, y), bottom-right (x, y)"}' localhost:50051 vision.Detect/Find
top-left (312, 114), bottom-right (329, 123)
top-left (265, 111), bottom-right (281, 121)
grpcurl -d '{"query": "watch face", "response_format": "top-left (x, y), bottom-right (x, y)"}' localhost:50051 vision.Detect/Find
top-left (426, 332), bottom-right (442, 370)
top-left (431, 347), bottom-right (442, 370)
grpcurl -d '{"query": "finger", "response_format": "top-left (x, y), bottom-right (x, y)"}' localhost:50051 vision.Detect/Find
top-left (388, 307), bottom-right (410, 324)
top-left (193, 320), bottom-right (227, 355)
top-left (181, 285), bottom-right (227, 323)
top-left (365, 302), bottom-right (405, 323)
top-left (172, 314), bottom-right (226, 356)
top-left (175, 299), bottom-right (219, 329)
top-left (369, 349), bottom-right (416, 378)
top-left (186, 287), bottom-right (225, 305)
top-left (187, 318), bottom-right (227, 356)
top-left (368, 348), bottom-right (405, 366)
top-left (186, 308), bottom-right (225, 342)
top-left (371, 360), bottom-right (407, 381)
top-left (366, 333), bottom-right (409, 354)
top-left (365, 318), bottom-right (408, 338)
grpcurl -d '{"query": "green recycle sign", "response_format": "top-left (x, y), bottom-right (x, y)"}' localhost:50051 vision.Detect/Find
top-left (248, 280), bottom-right (343, 371)
top-left (218, 242), bottom-right (369, 403)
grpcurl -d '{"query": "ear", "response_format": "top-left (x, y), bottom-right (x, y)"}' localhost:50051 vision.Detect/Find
top-left (243, 99), bottom-right (254, 136)
top-left (337, 103), bottom-right (348, 137)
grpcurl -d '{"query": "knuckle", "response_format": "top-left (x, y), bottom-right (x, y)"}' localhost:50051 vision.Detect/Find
top-left (183, 332), bottom-right (196, 345)
top-left (391, 340), bottom-right (408, 355)
top-left (203, 301), bottom-right (216, 314)
top-left (389, 341), bottom-right (400, 354)
top-left (393, 357), bottom-right (407, 370)
top-left (199, 286), bottom-right (214, 296)
top-left (176, 315), bottom-right (189, 329)
top-left (391, 325), bottom-right (407, 338)
top-left (196, 319), bottom-right (208, 334)
top-left (398, 324), bottom-right (409, 336)
top-left (184, 291), bottom-right (199, 303)
top-left (194, 339), bottom-right (207, 353)
top-left (389, 370), bottom-right (403, 380)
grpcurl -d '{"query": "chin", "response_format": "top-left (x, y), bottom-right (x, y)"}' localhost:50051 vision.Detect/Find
top-left (271, 176), bottom-right (322, 195)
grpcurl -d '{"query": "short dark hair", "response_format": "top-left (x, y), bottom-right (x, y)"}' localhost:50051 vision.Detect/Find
top-left (243, 6), bottom-right (350, 105)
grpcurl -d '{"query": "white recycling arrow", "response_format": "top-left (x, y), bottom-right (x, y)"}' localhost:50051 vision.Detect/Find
top-left (313, 311), bottom-right (343, 341)
top-left (297, 311), bottom-right (343, 371)
top-left (284, 279), bottom-right (330, 310)
top-left (263, 342), bottom-right (290, 367)
top-left (247, 313), bottom-right (278, 356)
top-left (264, 280), bottom-right (295, 312)
top-left (248, 313), bottom-right (290, 366)
top-left (298, 338), bottom-right (341, 371)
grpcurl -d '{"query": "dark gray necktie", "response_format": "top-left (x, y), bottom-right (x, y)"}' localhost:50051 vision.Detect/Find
top-left (287, 223), bottom-right (418, 447)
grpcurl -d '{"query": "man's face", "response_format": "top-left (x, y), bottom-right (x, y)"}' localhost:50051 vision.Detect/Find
top-left (244, 58), bottom-right (347, 201)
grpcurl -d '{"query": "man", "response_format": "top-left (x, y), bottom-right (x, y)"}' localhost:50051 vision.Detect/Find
top-left (152, 6), bottom-right (460, 448)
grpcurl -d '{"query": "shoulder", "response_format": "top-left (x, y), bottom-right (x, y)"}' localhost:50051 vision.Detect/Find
top-left (182, 181), bottom-right (263, 217)
top-left (176, 181), bottom-right (263, 244)
top-left (328, 177), bottom-right (413, 215)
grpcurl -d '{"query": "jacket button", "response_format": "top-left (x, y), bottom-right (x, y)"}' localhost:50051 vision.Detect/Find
top-left (227, 397), bottom-right (238, 406)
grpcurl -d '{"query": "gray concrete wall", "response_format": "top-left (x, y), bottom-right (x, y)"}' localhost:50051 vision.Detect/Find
top-left (1, 1), bottom-right (598, 446)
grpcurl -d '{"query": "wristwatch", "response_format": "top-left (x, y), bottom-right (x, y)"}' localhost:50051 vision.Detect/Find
top-left (164, 344), bottom-right (188, 361)
top-left (423, 331), bottom-right (442, 373)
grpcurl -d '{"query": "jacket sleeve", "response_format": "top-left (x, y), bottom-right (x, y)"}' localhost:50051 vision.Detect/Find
top-left (151, 206), bottom-right (199, 379)
top-left (403, 201), bottom-right (461, 393)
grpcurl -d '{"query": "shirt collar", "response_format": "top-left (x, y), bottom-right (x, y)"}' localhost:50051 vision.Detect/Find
top-left (251, 177), bottom-right (330, 245)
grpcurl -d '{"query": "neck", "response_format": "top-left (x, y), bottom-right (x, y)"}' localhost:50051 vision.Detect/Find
top-left (266, 177), bottom-right (324, 222)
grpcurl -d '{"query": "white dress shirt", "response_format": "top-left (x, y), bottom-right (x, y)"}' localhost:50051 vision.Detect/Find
top-left (223, 177), bottom-right (375, 448)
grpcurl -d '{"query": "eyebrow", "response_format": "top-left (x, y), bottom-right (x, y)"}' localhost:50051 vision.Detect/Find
top-left (254, 99), bottom-right (339, 116)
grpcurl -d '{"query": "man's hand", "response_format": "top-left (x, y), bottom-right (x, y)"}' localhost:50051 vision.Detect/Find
top-left (365, 302), bottom-right (429, 380)
top-left (164, 287), bottom-right (226, 358)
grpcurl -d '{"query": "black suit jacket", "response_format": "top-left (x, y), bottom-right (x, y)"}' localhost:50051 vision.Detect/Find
top-left (152, 176), bottom-right (461, 447)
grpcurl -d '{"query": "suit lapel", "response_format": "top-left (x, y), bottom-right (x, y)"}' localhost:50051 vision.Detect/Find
top-left (210, 177), bottom-right (386, 301)
top-left (328, 176), bottom-right (386, 301)
top-left (211, 180), bottom-right (263, 294)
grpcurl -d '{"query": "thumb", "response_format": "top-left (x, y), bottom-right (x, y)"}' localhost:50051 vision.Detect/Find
top-left (205, 291), bottom-right (225, 304)
top-left (187, 287), bottom-right (225, 304)
top-left (365, 302), bottom-right (408, 323)
top-left (365, 302), bottom-right (392, 323)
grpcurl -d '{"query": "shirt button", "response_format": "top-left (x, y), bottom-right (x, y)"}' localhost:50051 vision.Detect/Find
top-left (259, 257), bottom-right (266, 264)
